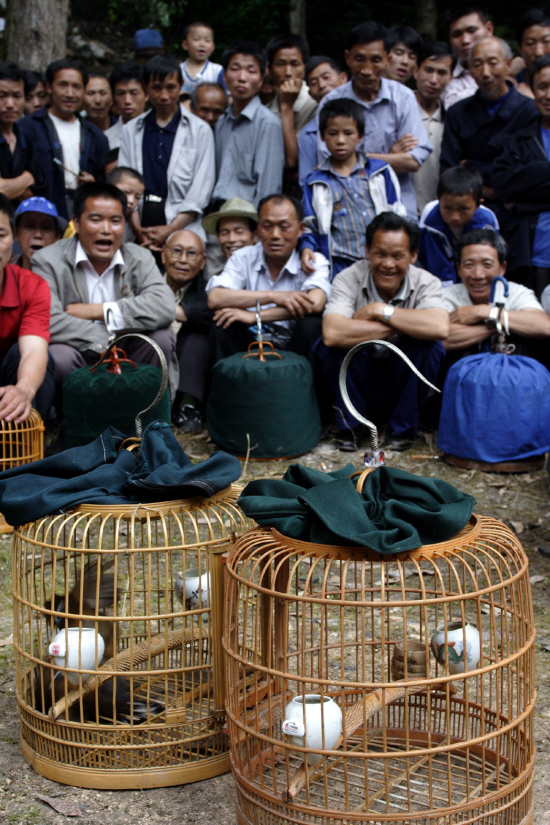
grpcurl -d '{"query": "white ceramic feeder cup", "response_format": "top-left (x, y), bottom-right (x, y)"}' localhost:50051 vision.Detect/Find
top-left (431, 621), bottom-right (481, 674)
top-left (282, 694), bottom-right (343, 765)
top-left (175, 568), bottom-right (210, 610)
top-left (48, 628), bottom-right (105, 685)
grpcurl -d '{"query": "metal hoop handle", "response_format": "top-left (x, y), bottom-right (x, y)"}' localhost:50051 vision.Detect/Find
top-left (89, 333), bottom-right (168, 437)
top-left (338, 339), bottom-right (441, 451)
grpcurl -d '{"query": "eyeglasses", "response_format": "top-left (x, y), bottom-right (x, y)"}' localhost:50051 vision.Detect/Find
top-left (165, 246), bottom-right (202, 261)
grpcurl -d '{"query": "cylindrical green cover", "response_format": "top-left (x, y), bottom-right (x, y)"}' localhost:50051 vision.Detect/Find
top-left (62, 362), bottom-right (170, 448)
top-left (206, 351), bottom-right (321, 458)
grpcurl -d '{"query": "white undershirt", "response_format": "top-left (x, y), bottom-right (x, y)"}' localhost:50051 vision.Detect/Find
top-left (75, 241), bottom-right (126, 330)
top-left (49, 113), bottom-right (81, 189)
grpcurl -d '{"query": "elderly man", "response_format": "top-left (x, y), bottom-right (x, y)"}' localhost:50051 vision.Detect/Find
top-left (162, 229), bottom-right (213, 432)
top-left (206, 194), bottom-right (330, 364)
top-left (31, 182), bottom-right (176, 394)
top-left (443, 228), bottom-right (550, 360)
top-left (190, 82), bottom-right (227, 130)
top-left (439, 36), bottom-right (538, 207)
top-left (315, 212), bottom-right (449, 451)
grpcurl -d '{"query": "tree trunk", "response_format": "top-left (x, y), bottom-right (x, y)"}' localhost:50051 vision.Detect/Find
top-left (6, 0), bottom-right (69, 70)
top-left (415, 0), bottom-right (437, 41)
top-left (289, 0), bottom-right (306, 39)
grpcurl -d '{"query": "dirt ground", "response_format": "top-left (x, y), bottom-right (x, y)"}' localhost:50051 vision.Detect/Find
top-left (0, 429), bottom-right (549, 825)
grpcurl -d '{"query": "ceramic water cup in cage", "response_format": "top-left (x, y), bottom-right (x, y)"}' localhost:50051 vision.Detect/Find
top-left (282, 695), bottom-right (343, 765)
top-left (430, 620), bottom-right (481, 675)
top-left (175, 568), bottom-right (211, 610)
top-left (48, 628), bottom-right (105, 686)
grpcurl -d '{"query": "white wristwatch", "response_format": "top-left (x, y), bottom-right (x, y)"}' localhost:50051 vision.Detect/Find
top-left (382, 304), bottom-right (395, 324)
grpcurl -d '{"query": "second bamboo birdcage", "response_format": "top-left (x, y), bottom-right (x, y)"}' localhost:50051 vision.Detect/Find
top-left (0, 409), bottom-right (44, 533)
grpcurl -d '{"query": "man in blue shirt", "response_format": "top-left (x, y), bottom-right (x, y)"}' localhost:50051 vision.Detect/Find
top-left (316, 22), bottom-right (433, 220)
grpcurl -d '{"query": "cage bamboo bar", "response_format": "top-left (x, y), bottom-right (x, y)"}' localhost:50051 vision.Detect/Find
top-left (223, 515), bottom-right (536, 825)
top-left (0, 409), bottom-right (44, 534)
top-left (13, 485), bottom-right (250, 789)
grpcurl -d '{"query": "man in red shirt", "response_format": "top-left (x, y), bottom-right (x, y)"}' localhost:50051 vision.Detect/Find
top-left (0, 194), bottom-right (53, 422)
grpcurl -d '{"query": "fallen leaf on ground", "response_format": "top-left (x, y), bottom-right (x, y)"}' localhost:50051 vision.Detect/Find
top-left (35, 794), bottom-right (84, 817)
top-left (530, 575), bottom-right (546, 585)
top-left (0, 634), bottom-right (12, 647)
top-left (510, 521), bottom-right (524, 534)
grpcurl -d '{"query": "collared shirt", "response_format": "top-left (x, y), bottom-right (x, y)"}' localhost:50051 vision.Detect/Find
top-left (213, 95), bottom-right (284, 207)
top-left (268, 80), bottom-right (318, 134)
top-left (0, 264), bottom-right (50, 362)
top-left (105, 117), bottom-right (123, 150)
top-left (444, 282), bottom-right (543, 312)
top-left (298, 118), bottom-right (318, 186)
top-left (75, 240), bottom-right (126, 330)
top-left (206, 242), bottom-right (331, 331)
top-left (49, 112), bottom-right (81, 190)
top-left (324, 260), bottom-right (448, 318)
top-left (316, 157), bottom-right (375, 261)
top-left (179, 59), bottom-right (224, 94)
top-left (317, 79), bottom-right (432, 219)
top-left (440, 63), bottom-right (477, 110)
top-left (412, 100), bottom-right (444, 216)
top-left (142, 109), bottom-right (180, 199)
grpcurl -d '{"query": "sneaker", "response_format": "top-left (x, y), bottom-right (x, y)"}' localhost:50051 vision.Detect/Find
top-left (384, 428), bottom-right (413, 452)
top-left (173, 405), bottom-right (203, 433)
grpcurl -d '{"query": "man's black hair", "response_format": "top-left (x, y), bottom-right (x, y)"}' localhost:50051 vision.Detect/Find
top-left (347, 22), bottom-right (388, 51)
top-left (0, 193), bottom-right (14, 234)
top-left (108, 166), bottom-right (145, 186)
top-left (110, 62), bottom-right (145, 94)
top-left (46, 58), bottom-right (88, 87)
top-left (366, 211), bottom-right (419, 253)
top-left (266, 34), bottom-right (310, 66)
top-left (86, 71), bottom-right (109, 84)
top-left (417, 41), bottom-right (456, 69)
top-left (24, 69), bottom-right (46, 96)
top-left (319, 98), bottom-right (365, 138)
top-left (182, 21), bottom-right (214, 41)
top-left (531, 52), bottom-right (550, 86)
top-left (305, 55), bottom-right (344, 78)
top-left (103, 148), bottom-right (119, 168)
top-left (517, 8), bottom-right (550, 44)
top-left (445, 3), bottom-right (490, 26)
top-left (221, 42), bottom-right (267, 74)
top-left (456, 227), bottom-right (507, 264)
top-left (143, 55), bottom-right (183, 87)
top-left (190, 81), bottom-right (228, 110)
top-left (437, 165), bottom-right (483, 202)
top-left (0, 61), bottom-right (25, 85)
top-left (73, 182), bottom-right (127, 220)
top-left (385, 25), bottom-right (424, 60)
top-left (258, 194), bottom-right (304, 222)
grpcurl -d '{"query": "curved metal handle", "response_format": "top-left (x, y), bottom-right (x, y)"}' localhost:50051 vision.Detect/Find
top-left (338, 339), bottom-right (440, 451)
top-left (490, 275), bottom-right (509, 306)
top-left (88, 333), bottom-right (168, 437)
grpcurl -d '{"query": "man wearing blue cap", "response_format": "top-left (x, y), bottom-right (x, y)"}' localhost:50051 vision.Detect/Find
top-left (14, 197), bottom-right (65, 271)
top-left (134, 29), bottom-right (164, 64)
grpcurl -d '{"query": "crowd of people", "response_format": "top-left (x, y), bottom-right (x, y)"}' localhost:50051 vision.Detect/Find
top-left (3, 3), bottom-right (550, 453)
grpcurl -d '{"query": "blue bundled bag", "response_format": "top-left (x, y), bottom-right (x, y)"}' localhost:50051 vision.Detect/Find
top-left (438, 352), bottom-right (550, 463)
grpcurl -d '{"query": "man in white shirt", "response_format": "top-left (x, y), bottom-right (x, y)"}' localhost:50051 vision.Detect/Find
top-left (441, 3), bottom-right (493, 109)
top-left (30, 182), bottom-right (176, 393)
top-left (207, 194), bottom-right (330, 363)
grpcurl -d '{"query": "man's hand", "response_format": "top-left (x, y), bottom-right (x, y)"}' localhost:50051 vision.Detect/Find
top-left (300, 248), bottom-right (317, 274)
top-left (0, 384), bottom-right (33, 423)
top-left (273, 290), bottom-right (316, 317)
top-left (353, 302), bottom-right (387, 323)
top-left (279, 78), bottom-right (302, 109)
top-left (65, 303), bottom-right (105, 321)
top-left (175, 305), bottom-right (187, 323)
top-left (76, 171), bottom-right (95, 186)
top-left (213, 307), bottom-right (254, 328)
top-left (141, 225), bottom-right (172, 251)
top-left (450, 305), bottom-right (490, 325)
top-left (390, 134), bottom-right (418, 154)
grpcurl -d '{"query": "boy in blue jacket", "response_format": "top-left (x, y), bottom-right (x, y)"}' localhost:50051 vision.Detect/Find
top-left (300, 98), bottom-right (405, 280)
top-left (417, 166), bottom-right (499, 286)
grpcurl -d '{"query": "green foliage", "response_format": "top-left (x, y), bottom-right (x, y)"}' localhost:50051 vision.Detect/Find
top-left (108, 0), bottom-right (188, 32)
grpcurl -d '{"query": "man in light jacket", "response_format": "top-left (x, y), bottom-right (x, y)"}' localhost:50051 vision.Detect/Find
top-left (31, 182), bottom-right (176, 393)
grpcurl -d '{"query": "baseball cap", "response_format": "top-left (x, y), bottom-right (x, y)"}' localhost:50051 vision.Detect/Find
top-left (15, 197), bottom-right (67, 232)
top-left (134, 29), bottom-right (164, 51)
top-left (202, 198), bottom-right (259, 236)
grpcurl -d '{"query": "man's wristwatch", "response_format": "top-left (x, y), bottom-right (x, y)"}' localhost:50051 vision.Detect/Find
top-left (485, 306), bottom-right (500, 330)
top-left (382, 304), bottom-right (395, 324)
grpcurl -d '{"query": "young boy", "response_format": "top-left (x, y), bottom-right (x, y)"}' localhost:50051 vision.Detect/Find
top-left (107, 166), bottom-right (145, 242)
top-left (300, 98), bottom-right (405, 280)
top-left (179, 22), bottom-right (224, 95)
top-left (417, 166), bottom-right (499, 286)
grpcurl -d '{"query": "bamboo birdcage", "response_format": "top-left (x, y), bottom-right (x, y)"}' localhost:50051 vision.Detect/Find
top-left (223, 341), bottom-right (536, 825)
top-left (0, 408), bottom-right (44, 533)
top-left (13, 488), bottom-right (250, 789)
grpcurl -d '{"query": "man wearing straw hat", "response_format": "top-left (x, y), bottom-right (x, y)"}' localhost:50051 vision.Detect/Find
top-left (201, 197), bottom-right (258, 279)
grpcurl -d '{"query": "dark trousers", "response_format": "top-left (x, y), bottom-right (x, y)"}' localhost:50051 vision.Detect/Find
top-left (49, 328), bottom-right (176, 393)
top-left (176, 330), bottom-right (209, 405)
top-left (0, 343), bottom-right (56, 421)
top-left (314, 335), bottom-right (445, 437)
top-left (209, 316), bottom-right (323, 366)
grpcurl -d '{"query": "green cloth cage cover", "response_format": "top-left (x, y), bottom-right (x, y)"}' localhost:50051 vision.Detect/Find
top-left (206, 351), bottom-right (321, 458)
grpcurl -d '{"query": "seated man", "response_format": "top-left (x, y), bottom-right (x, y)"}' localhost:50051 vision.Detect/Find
top-left (0, 194), bottom-right (54, 422)
top-left (443, 228), bottom-right (550, 360)
top-left (14, 196), bottom-right (66, 270)
top-left (315, 211), bottom-right (449, 451)
top-left (206, 194), bottom-right (330, 364)
top-left (30, 182), bottom-right (176, 393)
top-left (162, 229), bottom-right (213, 433)
top-left (201, 197), bottom-right (258, 279)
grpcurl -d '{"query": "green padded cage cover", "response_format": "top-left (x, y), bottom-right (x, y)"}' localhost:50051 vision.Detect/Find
top-left (206, 350), bottom-right (321, 458)
top-left (62, 362), bottom-right (171, 448)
